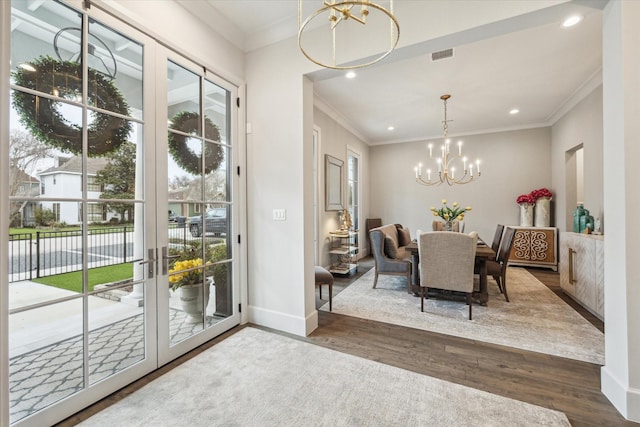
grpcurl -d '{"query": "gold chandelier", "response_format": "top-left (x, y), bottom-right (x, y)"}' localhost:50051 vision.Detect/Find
top-left (414, 95), bottom-right (482, 186)
top-left (298, 0), bottom-right (400, 70)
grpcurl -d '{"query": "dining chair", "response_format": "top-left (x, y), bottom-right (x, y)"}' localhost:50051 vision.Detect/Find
top-left (487, 226), bottom-right (516, 302)
top-left (417, 231), bottom-right (477, 319)
top-left (490, 224), bottom-right (505, 253)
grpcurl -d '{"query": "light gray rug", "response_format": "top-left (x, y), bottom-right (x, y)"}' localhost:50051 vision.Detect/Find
top-left (81, 327), bottom-right (570, 426)
top-left (320, 267), bottom-right (604, 364)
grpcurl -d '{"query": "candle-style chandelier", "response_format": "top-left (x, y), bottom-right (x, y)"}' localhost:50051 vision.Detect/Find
top-left (414, 94), bottom-right (482, 186)
top-left (298, 0), bottom-right (400, 70)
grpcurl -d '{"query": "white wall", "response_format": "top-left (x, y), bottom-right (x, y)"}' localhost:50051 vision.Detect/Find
top-left (551, 86), bottom-right (603, 232)
top-left (601, 1), bottom-right (640, 421)
top-left (313, 107), bottom-right (370, 267)
top-left (370, 127), bottom-right (552, 242)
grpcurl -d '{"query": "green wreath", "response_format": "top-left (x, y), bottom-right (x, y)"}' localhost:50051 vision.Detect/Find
top-left (168, 111), bottom-right (224, 175)
top-left (12, 56), bottom-right (132, 157)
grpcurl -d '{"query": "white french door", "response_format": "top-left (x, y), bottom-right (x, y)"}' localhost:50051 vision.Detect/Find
top-left (155, 50), bottom-right (240, 365)
top-left (3, 2), bottom-right (241, 425)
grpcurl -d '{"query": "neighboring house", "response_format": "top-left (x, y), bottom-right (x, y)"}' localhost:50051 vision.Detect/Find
top-left (10, 169), bottom-right (40, 227)
top-left (37, 156), bottom-right (114, 225)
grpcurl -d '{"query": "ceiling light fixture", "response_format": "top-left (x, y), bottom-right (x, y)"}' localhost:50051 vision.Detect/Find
top-left (562, 15), bottom-right (582, 28)
top-left (346, 71), bottom-right (357, 79)
top-left (387, 126), bottom-right (394, 131)
top-left (298, 0), bottom-right (400, 70)
top-left (414, 95), bottom-right (481, 186)
top-left (509, 108), bottom-right (519, 115)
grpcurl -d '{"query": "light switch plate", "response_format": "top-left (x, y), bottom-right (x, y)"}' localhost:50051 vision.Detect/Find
top-left (273, 209), bottom-right (286, 221)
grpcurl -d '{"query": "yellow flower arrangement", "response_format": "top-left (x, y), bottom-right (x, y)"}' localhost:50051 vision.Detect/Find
top-left (169, 258), bottom-right (204, 291)
top-left (430, 199), bottom-right (472, 222)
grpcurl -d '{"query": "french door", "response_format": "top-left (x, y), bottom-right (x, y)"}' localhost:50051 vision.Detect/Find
top-left (4, 1), bottom-right (240, 425)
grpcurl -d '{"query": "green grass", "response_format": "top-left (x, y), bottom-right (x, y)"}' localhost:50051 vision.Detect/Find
top-left (9, 224), bottom-right (133, 237)
top-left (32, 263), bottom-right (133, 293)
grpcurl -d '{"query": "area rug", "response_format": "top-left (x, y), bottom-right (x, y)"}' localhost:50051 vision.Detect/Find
top-left (80, 327), bottom-right (570, 426)
top-left (320, 267), bottom-right (604, 364)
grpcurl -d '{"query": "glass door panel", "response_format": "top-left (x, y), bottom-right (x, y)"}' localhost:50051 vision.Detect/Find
top-left (160, 55), bottom-right (238, 361)
top-left (7, 2), bottom-right (155, 424)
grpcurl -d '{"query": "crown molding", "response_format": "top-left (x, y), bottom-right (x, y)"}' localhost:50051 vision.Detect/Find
top-left (313, 93), bottom-right (370, 144)
top-left (546, 68), bottom-right (603, 125)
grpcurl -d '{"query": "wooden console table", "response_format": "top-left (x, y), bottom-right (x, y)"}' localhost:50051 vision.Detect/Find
top-left (507, 226), bottom-right (558, 271)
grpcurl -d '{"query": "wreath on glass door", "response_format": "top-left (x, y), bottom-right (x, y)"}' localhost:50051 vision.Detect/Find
top-left (168, 111), bottom-right (224, 175)
top-left (11, 56), bottom-right (132, 156)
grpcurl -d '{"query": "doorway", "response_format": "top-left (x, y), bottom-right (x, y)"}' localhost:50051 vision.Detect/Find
top-left (4, 2), bottom-right (241, 425)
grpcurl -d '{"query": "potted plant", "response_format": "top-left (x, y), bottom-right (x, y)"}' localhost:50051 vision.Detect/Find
top-left (169, 256), bottom-right (210, 324)
top-left (430, 199), bottom-right (472, 231)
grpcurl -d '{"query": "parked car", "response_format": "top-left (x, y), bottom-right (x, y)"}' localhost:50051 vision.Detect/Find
top-left (189, 208), bottom-right (227, 237)
top-left (169, 211), bottom-right (187, 225)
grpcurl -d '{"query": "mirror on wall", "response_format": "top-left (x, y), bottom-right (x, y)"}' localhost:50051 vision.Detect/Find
top-left (325, 154), bottom-right (344, 211)
top-left (565, 144), bottom-right (584, 230)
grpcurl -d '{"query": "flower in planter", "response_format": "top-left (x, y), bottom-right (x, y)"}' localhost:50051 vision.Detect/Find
top-left (516, 194), bottom-right (536, 205)
top-left (169, 258), bottom-right (204, 291)
top-left (430, 200), bottom-right (471, 222)
top-left (530, 188), bottom-right (553, 200)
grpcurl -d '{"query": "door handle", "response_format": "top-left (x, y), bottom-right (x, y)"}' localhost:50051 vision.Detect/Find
top-left (162, 246), bottom-right (180, 275)
top-left (568, 248), bottom-right (577, 284)
top-left (138, 248), bottom-right (157, 279)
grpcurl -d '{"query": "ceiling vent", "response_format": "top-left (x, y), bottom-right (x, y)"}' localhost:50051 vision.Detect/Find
top-left (431, 48), bottom-right (454, 61)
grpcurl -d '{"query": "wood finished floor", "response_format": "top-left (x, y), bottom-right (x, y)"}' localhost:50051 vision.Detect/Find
top-left (59, 257), bottom-right (637, 427)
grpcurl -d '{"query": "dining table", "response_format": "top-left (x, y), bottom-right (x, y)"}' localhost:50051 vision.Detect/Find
top-left (405, 238), bottom-right (496, 305)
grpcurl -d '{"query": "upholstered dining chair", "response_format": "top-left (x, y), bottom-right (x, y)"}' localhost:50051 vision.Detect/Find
top-left (417, 231), bottom-right (477, 320)
top-left (487, 226), bottom-right (516, 302)
top-left (491, 224), bottom-right (505, 253)
top-left (369, 228), bottom-right (412, 293)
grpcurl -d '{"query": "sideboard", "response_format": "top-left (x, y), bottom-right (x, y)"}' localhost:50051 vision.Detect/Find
top-left (507, 226), bottom-right (558, 271)
top-left (559, 232), bottom-right (604, 321)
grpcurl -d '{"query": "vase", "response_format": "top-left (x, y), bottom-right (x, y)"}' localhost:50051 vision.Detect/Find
top-left (179, 281), bottom-right (211, 323)
top-left (444, 220), bottom-right (453, 231)
top-left (534, 197), bottom-right (551, 227)
top-left (519, 203), bottom-right (533, 227)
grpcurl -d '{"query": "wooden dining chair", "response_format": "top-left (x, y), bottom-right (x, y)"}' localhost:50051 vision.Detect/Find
top-left (417, 231), bottom-right (477, 319)
top-left (487, 226), bottom-right (516, 302)
top-left (491, 224), bottom-right (505, 253)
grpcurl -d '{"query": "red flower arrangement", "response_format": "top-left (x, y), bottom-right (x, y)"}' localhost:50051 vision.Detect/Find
top-left (530, 188), bottom-right (553, 200)
top-left (516, 194), bottom-right (536, 205)
top-left (517, 188), bottom-right (553, 205)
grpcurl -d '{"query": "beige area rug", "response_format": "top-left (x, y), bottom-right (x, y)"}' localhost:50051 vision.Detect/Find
top-left (81, 327), bottom-right (570, 427)
top-left (320, 267), bottom-right (604, 364)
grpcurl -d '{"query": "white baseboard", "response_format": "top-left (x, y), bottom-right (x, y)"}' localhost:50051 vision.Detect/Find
top-left (247, 305), bottom-right (318, 336)
top-left (602, 366), bottom-right (640, 422)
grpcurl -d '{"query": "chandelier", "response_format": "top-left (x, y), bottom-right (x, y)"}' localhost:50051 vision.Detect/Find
top-left (298, 0), bottom-right (400, 70)
top-left (414, 95), bottom-right (481, 186)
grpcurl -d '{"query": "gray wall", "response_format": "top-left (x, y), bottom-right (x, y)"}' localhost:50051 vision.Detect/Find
top-left (551, 86), bottom-right (603, 232)
top-left (370, 127), bottom-right (552, 242)
top-left (314, 107), bottom-right (370, 267)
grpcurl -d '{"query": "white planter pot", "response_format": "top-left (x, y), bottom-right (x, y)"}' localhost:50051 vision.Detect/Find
top-left (534, 197), bottom-right (551, 227)
top-left (519, 204), bottom-right (534, 227)
top-left (179, 282), bottom-right (210, 323)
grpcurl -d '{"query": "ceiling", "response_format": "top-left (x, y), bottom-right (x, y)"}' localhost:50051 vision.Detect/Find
top-left (177, 1), bottom-right (604, 145)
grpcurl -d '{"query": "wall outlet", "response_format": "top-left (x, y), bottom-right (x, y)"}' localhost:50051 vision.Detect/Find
top-left (273, 209), bottom-right (286, 221)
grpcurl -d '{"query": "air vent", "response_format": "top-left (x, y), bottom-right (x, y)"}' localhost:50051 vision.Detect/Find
top-left (431, 48), bottom-right (454, 61)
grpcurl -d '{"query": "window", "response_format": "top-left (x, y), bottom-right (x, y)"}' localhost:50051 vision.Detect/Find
top-left (87, 203), bottom-right (106, 222)
top-left (53, 203), bottom-right (60, 222)
top-left (347, 151), bottom-right (360, 230)
top-left (87, 176), bottom-right (103, 192)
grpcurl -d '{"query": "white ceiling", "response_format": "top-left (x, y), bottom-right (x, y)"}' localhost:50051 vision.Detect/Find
top-left (178, 1), bottom-right (604, 145)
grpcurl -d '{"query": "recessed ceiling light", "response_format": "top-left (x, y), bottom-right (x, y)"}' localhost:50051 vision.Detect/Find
top-left (345, 71), bottom-right (356, 79)
top-left (509, 108), bottom-right (519, 115)
top-left (18, 63), bottom-right (36, 72)
top-left (387, 126), bottom-right (395, 131)
top-left (562, 15), bottom-right (582, 28)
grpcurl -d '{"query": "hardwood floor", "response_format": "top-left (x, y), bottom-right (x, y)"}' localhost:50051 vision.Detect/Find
top-left (59, 257), bottom-right (636, 426)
